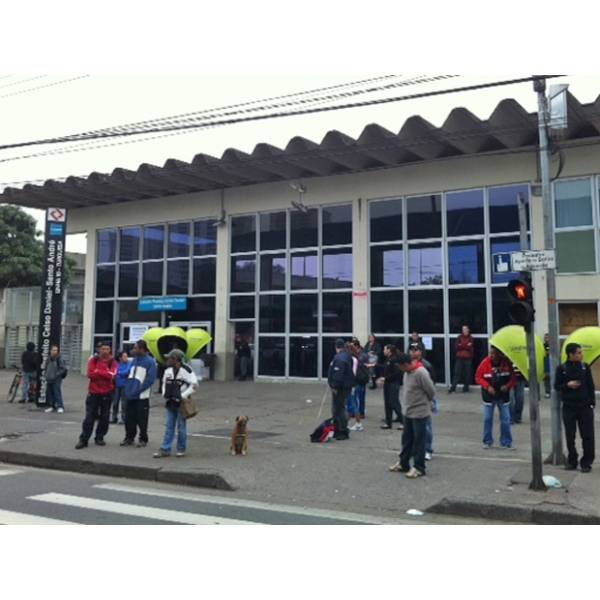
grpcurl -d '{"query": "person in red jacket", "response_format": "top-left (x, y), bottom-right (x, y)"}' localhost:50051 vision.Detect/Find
top-left (75, 342), bottom-right (118, 449)
top-left (475, 346), bottom-right (517, 449)
top-left (449, 325), bottom-right (475, 393)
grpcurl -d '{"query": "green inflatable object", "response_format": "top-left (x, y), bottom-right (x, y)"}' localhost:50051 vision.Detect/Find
top-left (561, 326), bottom-right (600, 365)
top-left (142, 327), bottom-right (165, 365)
top-left (142, 326), bottom-right (212, 364)
top-left (157, 327), bottom-right (188, 361)
top-left (489, 325), bottom-right (545, 382)
top-left (186, 328), bottom-right (212, 359)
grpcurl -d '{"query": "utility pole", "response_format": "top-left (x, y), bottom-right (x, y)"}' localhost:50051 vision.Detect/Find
top-left (533, 77), bottom-right (565, 465)
top-left (518, 193), bottom-right (546, 490)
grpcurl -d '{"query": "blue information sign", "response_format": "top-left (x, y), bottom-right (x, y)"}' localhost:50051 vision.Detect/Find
top-left (492, 252), bottom-right (514, 275)
top-left (138, 296), bottom-right (188, 312)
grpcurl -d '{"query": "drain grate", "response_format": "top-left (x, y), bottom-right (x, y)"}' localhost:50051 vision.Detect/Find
top-left (199, 428), bottom-right (281, 440)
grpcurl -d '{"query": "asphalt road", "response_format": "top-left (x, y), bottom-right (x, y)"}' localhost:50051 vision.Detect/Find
top-left (0, 463), bottom-right (497, 525)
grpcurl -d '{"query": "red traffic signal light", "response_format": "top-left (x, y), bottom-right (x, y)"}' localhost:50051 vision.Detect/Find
top-left (507, 278), bottom-right (534, 328)
top-left (508, 279), bottom-right (531, 302)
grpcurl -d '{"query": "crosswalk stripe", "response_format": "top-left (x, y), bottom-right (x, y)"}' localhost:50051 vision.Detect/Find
top-left (28, 493), bottom-right (259, 525)
top-left (0, 508), bottom-right (75, 525)
top-left (94, 483), bottom-right (388, 524)
top-left (0, 469), bottom-right (23, 477)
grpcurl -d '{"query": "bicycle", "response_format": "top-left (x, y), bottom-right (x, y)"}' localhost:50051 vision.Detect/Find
top-left (7, 368), bottom-right (22, 403)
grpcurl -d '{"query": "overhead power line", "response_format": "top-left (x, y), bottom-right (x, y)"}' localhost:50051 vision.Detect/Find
top-left (0, 74), bottom-right (90, 99)
top-left (0, 75), bottom-right (47, 90)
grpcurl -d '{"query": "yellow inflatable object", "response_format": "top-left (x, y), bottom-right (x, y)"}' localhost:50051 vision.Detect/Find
top-left (186, 328), bottom-right (212, 359)
top-left (142, 327), bottom-right (165, 365)
top-left (142, 326), bottom-right (212, 364)
top-left (561, 326), bottom-right (600, 365)
top-left (489, 325), bottom-right (545, 382)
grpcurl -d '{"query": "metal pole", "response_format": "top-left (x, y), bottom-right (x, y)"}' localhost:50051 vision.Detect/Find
top-left (533, 77), bottom-right (565, 465)
top-left (518, 194), bottom-right (546, 490)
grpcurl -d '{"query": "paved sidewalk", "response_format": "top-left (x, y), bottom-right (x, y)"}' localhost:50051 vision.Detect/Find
top-left (1, 369), bottom-right (598, 523)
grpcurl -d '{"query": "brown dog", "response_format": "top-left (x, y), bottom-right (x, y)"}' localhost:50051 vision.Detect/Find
top-left (230, 416), bottom-right (249, 456)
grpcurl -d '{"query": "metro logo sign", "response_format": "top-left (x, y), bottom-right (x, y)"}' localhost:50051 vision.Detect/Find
top-left (48, 208), bottom-right (66, 222)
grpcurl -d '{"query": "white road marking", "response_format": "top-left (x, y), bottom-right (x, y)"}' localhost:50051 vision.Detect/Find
top-left (384, 449), bottom-right (526, 463)
top-left (0, 509), bottom-right (75, 525)
top-left (0, 469), bottom-right (23, 476)
top-left (28, 493), bottom-right (259, 525)
top-left (93, 483), bottom-right (392, 524)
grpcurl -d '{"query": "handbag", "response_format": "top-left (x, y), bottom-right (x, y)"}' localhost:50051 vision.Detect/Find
top-left (180, 395), bottom-right (198, 420)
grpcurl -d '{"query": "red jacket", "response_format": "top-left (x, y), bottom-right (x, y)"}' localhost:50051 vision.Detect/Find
top-left (87, 355), bottom-right (118, 396)
top-left (455, 334), bottom-right (474, 360)
top-left (475, 356), bottom-right (517, 404)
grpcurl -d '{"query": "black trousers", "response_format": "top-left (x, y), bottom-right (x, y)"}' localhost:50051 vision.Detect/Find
top-left (452, 358), bottom-right (473, 391)
top-left (80, 394), bottom-right (112, 444)
top-left (562, 403), bottom-right (595, 468)
top-left (400, 416), bottom-right (428, 474)
top-left (331, 387), bottom-right (350, 438)
top-left (125, 397), bottom-right (150, 443)
top-left (383, 381), bottom-right (402, 426)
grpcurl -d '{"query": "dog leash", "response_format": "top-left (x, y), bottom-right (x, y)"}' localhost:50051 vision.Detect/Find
top-left (315, 384), bottom-right (330, 424)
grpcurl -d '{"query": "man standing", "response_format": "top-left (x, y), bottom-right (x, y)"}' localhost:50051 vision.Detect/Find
top-left (348, 338), bottom-right (369, 431)
top-left (364, 334), bottom-right (382, 390)
top-left (327, 338), bottom-right (354, 441)
top-left (409, 344), bottom-right (437, 461)
top-left (380, 344), bottom-right (403, 430)
top-left (554, 343), bottom-right (596, 473)
top-left (20, 342), bottom-right (40, 403)
top-left (475, 347), bottom-right (517, 449)
top-left (75, 342), bottom-right (118, 449)
top-left (409, 332), bottom-right (425, 355)
top-left (43, 345), bottom-right (68, 414)
top-left (509, 365), bottom-right (526, 424)
top-left (120, 340), bottom-right (157, 448)
top-left (449, 325), bottom-right (474, 393)
top-left (389, 352), bottom-right (436, 478)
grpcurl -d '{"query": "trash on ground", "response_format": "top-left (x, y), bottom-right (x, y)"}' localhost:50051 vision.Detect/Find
top-left (406, 509), bottom-right (424, 516)
top-left (543, 475), bottom-right (563, 488)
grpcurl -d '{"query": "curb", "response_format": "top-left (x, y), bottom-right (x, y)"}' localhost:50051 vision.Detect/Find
top-left (0, 450), bottom-right (235, 492)
top-left (427, 497), bottom-right (600, 525)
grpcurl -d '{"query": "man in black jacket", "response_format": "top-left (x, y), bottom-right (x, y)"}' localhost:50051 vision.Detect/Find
top-left (379, 344), bottom-right (404, 430)
top-left (554, 343), bottom-right (596, 473)
top-left (21, 342), bottom-right (40, 403)
top-left (327, 338), bottom-right (354, 441)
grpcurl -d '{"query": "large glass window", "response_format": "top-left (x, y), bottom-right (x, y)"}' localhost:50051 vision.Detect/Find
top-left (407, 194), bottom-right (442, 240)
top-left (231, 256), bottom-right (256, 292)
top-left (322, 293), bottom-right (352, 333)
top-left (230, 295), bottom-right (255, 320)
top-left (258, 337), bottom-right (285, 376)
top-left (554, 179), bottom-right (593, 228)
top-left (143, 225), bottom-right (164, 260)
top-left (290, 294), bottom-right (318, 333)
top-left (290, 252), bottom-right (318, 289)
top-left (489, 184), bottom-right (529, 233)
top-left (556, 230), bottom-right (596, 273)
top-left (322, 336), bottom-right (352, 378)
top-left (118, 263), bottom-right (139, 298)
top-left (260, 212), bottom-right (286, 251)
top-left (408, 244), bottom-right (443, 285)
top-left (119, 227), bottom-right (140, 262)
top-left (448, 288), bottom-right (487, 334)
top-left (289, 337), bottom-right (318, 378)
top-left (408, 289), bottom-right (443, 333)
top-left (142, 262), bottom-right (163, 296)
top-left (370, 198), bottom-right (402, 243)
top-left (260, 254), bottom-right (286, 291)
top-left (193, 220), bottom-right (217, 256)
top-left (370, 244), bottom-right (403, 288)
top-left (231, 215), bottom-right (256, 253)
top-left (492, 287), bottom-right (512, 331)
top-left (291, 209), bottom-right (318, 248)
top-left (322, 204), bottom-right (352, 246)
top-left (94, 301), bottom-right (114, 333)
top-left (427, 338), bottom-right (446, 384)
top-left (97, 229), bottom-right (116, 264)
top-left (322, 249), bottom-right (353, 289)
top-left (167, 260), bottom-right (189, 295)
top-left (192, 257), bottom-right (216, 294)
top-left (259, 295), bottom-right (285, 333)
top-left (446, 189), bottom-right (484, 237)
top-left (448, 240), bottom-right (485, 284)
top-left (370, 291), bottom-right (403, 333)
top-left (96, 265), bottom-right (115, 298)
top-left (168, 222), bottom-right (191, 258)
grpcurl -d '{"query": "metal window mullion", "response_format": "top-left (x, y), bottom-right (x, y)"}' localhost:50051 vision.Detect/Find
top-left (402, 196), bottom-right (408, 343)
top-left (483, 185), bottom-right (493, 341)
top-left (441, 191), bottom-right (450, 386)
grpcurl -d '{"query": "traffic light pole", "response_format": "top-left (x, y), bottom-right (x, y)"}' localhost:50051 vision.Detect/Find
top-left (533, 77), bottom-right (565, 466)
top-left (518, 195), bottom-right (546, 490)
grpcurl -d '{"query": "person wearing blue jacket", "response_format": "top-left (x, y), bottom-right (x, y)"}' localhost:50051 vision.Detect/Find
top-left (111, 350), bottom-right (132, 424)
top-left (120, 340), bottom-right (157, 448)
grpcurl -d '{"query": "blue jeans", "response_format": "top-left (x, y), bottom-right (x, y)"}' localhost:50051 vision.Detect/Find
top-left (346, 384), bottom-right (366, 417)
top-left (47, 380), bottom-right (64, 409)
top-left (510, 381), bottom-right (525, 423)
top-left (483, 402), bottom-right (512, 447)
top-left (425, 417), bottom-right (433, 454)
top-left (112, 387), bottom-right (127, 421)
top-left (22, 371), bottom-right (36, 401)
top-left (160, 407), bottom-right (187, 453)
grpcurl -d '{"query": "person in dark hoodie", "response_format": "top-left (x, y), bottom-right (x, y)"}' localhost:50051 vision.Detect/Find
top-left (327, 338), bottom-right (354, 441)
top-left (20, 342), bottom-right (40, 403)
top-left (379, 344), bottom-right (404, 430)
top-left (120, 340), bottom-right (157, 448)
top-left (554, 343), bottom-right (596, 473)
top-left (43, 345), bottom-right (68, 413)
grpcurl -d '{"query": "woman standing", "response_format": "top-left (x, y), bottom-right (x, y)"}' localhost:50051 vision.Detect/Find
top-left (364, 334), bottom-right (382, 390)
top-left (112, 350), bottom-right (132, 424)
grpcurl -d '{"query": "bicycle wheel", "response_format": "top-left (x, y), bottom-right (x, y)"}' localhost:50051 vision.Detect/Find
top-left (7, 374), bottom-right (20, 403)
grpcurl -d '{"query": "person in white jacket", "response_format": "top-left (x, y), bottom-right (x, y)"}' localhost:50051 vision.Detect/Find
top-left (153, 349), bottom-right (197, 458)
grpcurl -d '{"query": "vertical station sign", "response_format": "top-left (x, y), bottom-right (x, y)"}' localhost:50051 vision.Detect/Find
top-left (36, 207), bottom-right (67, 405)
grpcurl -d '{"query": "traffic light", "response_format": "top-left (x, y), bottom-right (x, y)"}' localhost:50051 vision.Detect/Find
top-left (507, 278), bottom-right (534, 330)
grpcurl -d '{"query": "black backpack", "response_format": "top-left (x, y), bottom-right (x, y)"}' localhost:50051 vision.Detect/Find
top-left (355, 362), bottom-right (370, 386)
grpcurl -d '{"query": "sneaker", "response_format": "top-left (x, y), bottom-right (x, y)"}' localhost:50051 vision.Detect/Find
top-left (349, 423), bottom-right (364, 432)
top-left (396, 424), bottom-right (404, 430)
top-left (405, 467), bottom-right (424, 479)
top-left (75, 441), bottom-right (87, 450)
top-left (136, 441), bottom-right (148, 448)
top-left (153, 450), bottom-right (170, 458)
top-left (425, 452), bottom-right (432, 461)
top-left (545, 393), bottom-right (551, 399)
top-left (483, 443), bottom-right (492, 449)
top-left (120, 439), bottom-right (133, 447)
top-left (176, 451), bottom-right (186, 457)
top-left (44, 407), bottom-right (54, 413)
top-left (57, 408), bottom-right (64, 414)
top-left (380, 424), bottom-right (392, 430)
top-left (501, 445), bottom-right (515, 450)
top-left (94, 439), bottom-right (106, 446)
top-left (389, 461), bottom-right (409, 473)
top-left (580, 466), bottom-right (592, 473)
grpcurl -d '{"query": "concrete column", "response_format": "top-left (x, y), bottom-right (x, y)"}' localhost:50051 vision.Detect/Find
top-left (80, 228), bottom-right (95, 373)
top-left (214, 221), bottom-right (234, 381)
top-left (530, 188), bottom-right (550, 338)
top-left (352, 196), bottom-right (369, 344)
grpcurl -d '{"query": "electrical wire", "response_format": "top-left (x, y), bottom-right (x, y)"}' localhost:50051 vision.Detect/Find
top-left (0, 74), bottom-right (90, 99)
top-left (0, 75), bottom-right (47, 90)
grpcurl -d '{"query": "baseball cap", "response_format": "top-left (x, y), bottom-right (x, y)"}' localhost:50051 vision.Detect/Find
top-left (335, 338), bottom-right (346, 349)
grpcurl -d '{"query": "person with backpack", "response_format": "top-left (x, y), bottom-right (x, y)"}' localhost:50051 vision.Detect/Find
top-left (20, 342), bottom-right (40, 403)
top-left (348, 338), bottom-right (369, 432)
top-left (120, 340), bottom-right (157, 448)
top-left (379, 344), bottom-right (404, 430)
top-left (75, 342), bottom-right (118, 449)
top-left (43, 345), bottom-right (68, 413)
top-left (475, 346), bottom-right (517, 449)
top-left (554, 343), bottom-right (596, 473)
top-left (153, 349), bottom-right (198, 458)
top-left (112, 350), bottom-right (132, 424)
top-left (327, 338), bottom-right (354, 441)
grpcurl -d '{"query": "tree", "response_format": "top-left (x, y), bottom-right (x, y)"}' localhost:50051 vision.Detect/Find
top-left (0, 205), bottom-right (76, 288)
